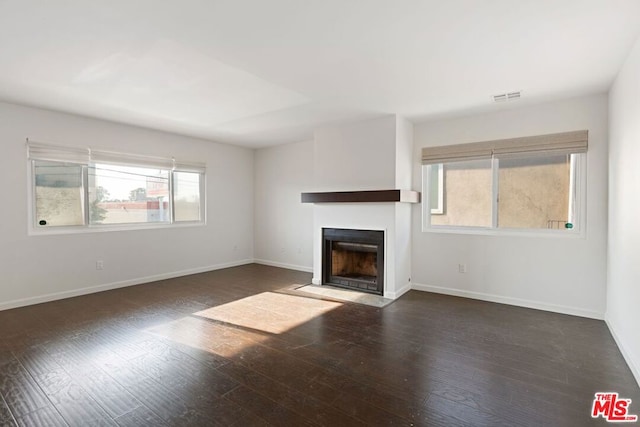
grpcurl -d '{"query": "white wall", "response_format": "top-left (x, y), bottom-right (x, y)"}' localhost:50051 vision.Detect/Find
top-left (394, 117), bottom-right (414, 293)
top-left (0, 101), bottom-right (254, 309)
top-left (411, 94), bottom-right (609, 319)
top-left (254, 140), bottom-right (314, 272)
top-left (607, 34), bottom-right (640, 385)
top-left (395, 116), bottom-right (414, 189)
top-left (313, 115), bottom-right (397, 191)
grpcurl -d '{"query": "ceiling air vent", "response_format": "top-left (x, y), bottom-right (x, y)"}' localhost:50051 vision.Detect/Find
top-left (493, 91), bottom-right (521, 102)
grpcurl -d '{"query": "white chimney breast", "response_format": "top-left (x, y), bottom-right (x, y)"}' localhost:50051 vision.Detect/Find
top-left (311, 115), bottom-right (413, 299)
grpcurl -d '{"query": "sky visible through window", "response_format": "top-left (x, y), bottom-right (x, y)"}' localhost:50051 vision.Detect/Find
top-left (90, 164), bottom-right (199, 201)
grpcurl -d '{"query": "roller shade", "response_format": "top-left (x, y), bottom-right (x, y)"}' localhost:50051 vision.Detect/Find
top-left (173, 160), bottom-right (206, 173)
top-left (421, 140), bottom-right (493, 164)
top-left (27, 141), bottom-right (89, 163)
top-left (422, 130), bottom-right (588, 164)
top-left (90, 149), bottom-right (174, 169)
top-left (27, 140), bottom-right (205, 172)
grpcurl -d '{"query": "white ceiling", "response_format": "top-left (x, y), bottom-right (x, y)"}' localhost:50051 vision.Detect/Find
top-left (1, 1), bottom-right (639, 148)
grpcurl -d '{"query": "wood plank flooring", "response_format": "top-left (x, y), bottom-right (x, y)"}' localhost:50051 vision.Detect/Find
top-left (0, 264), bottom-right (638, 426)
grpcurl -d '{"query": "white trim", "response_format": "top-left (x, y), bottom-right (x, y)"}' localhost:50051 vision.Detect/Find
top-left (411, 282), bottom-right (604, 320)
top-left (575, 152), bottom-right (588, 233)
top-left (423, 226), bottom-right (586, 239)
top-left (385, 281), bottom-right (411, 300)
top-left (311, 277), bottom-right (321, 285)
top-left (568, 153), bottom-right (577, 224)
top-left (0, 259), bottom-right (253, 312)
top-left (491, 157), bottom-right (499, 228)
top-left (28, 220), bottom-right (207, 236)
top-left (428, 164), bottom-right (444, 214)
top-left (253, 259), bottom-right (313, 273)
top-left (605, 316), bottom-right (640, 388)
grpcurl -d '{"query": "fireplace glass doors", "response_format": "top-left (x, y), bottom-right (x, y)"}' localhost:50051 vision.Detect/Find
top-left (322, 228), bottom-right (384, 295)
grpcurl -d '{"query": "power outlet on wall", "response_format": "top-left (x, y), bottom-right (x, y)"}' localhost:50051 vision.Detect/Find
top-left (96, 260), bottom-right (104, 270)
top-left (458, 263), bottom-right (467, 273)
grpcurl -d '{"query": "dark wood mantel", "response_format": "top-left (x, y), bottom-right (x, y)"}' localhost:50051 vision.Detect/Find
top-left (301, 189), bottom-right (420, 204)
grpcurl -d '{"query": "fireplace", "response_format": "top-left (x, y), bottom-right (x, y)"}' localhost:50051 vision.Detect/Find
top-left (322, 228), bottom-right (384, 295)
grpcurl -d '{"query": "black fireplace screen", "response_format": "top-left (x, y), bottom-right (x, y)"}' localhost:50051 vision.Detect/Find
top-left (322, 228), bottom-right (384, 295)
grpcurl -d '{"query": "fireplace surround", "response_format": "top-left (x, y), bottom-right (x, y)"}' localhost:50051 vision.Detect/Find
top-left (322, 228), bottom-right (384, 295)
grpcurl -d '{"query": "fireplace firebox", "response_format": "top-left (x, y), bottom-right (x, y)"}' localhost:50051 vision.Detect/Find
top-left (322, 228), bottom-right (384, 295)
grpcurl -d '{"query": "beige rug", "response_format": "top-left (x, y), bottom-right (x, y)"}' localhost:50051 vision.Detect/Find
top-left (283, 284), bottom-right (394, 308)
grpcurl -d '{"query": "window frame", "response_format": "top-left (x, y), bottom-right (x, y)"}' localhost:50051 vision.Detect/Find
top-left (429, 163), bottom-right (444, 215)
top-left (421, 152), bottom-right (586, 238)
top-left (27, 142), bottom-right (206, 235)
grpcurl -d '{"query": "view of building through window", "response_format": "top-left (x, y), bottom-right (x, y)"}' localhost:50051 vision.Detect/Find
top-left (426, 154), bottom-right (577, 231)
top-left (33, 159), bottom-right (203, 229)
top-left (88, 164), bottom-right (170, 225)
top-left (497, 154), bottom-right (571, 229)
top-left (430, 159), bottom-right (493, 227)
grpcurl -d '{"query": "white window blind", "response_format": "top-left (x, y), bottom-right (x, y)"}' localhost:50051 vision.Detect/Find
top-left (421, 130), bottom-right (588, 164)
top-left (90, 149), bottom-right (174, 170)
top-left (173, 160), bottom-right (206, 173)
top-left (27, 141), bottom-right (90, 164)
top-left (27, 140), bottom-right (205, 172)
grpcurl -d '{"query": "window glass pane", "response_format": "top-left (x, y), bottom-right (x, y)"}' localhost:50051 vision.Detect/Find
top-left (88, 164), bottom-right (170, 225)
top-left (497, 154), bottom-right (571, 229)
top-left (430, 159), bottom-right (492, 227)
top-left (34, 161), bottom-right (84, 227)
top-left (174, 172), bottom-right (202, 222)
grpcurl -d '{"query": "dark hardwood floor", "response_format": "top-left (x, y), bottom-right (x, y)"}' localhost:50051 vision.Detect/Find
top-left (0, 264), bottom-right (638, 426)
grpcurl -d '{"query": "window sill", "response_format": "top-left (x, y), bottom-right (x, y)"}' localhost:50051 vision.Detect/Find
top-left (422, 225), bottom-right (585, 239)
top-left (28, 221), bottom-right (206, 236)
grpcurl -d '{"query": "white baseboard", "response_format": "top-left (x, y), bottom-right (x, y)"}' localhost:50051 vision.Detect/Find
top-left (386, 282), bottom-right (411, 300)
top-left (411, 282), bottom-right (604, 320)
top-left (605, 316), bottom-right (640, 388)
top-left (311, 277), bottom-right (321, 285)
top-left (253, 259), bottom-right (313, 273)
top-left (0, 259), bottom-right (254, 312)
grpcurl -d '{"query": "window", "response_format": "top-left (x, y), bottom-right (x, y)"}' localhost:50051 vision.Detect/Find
top-left (429, 159), bottom-right (493, 228)
top-left (173, 171), bottom-right (203, 222)
top-left (88, 164), bottom-right (171, 225)
top-left (497, 154), bottom-right (574, 229)
top-left (28, 141), bottom-right (205, 232)
top-left (422, 131), bottom-right (587, 234)
top-left (34, 161), bottom-right (85, 227)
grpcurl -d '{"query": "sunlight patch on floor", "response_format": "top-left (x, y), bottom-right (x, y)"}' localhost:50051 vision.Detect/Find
top-left (144, 292), bottom-right (342, 358)
top-left (194, 292), bottom-right (342, 334)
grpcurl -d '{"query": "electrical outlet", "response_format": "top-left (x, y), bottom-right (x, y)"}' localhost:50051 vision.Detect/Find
top-left (458, 263), bottom-right (467, 273)
top-left (96, 260), bottom-right (104, 270)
